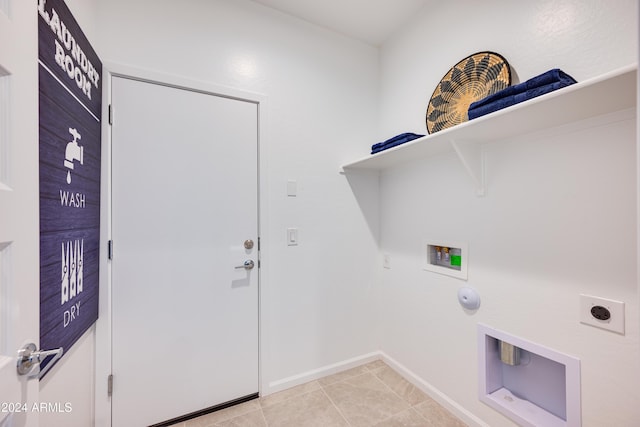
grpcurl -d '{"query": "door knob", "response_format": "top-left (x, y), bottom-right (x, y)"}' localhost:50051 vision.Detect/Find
top-left (235, 260), bottom-right (255, 270)
top-left (17, 342), bottom-right (63, 378)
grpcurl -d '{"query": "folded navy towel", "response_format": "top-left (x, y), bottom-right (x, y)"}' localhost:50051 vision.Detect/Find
top-left (468, 69), bottom-right (577, 120)
top-left (371, 132), bottom-right (424, 154)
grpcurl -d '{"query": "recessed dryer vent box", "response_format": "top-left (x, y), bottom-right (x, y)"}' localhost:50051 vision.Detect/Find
top-left (478, 324), bottom-right (581, 427)
top-left (424, 240), bottom-right (467, 280)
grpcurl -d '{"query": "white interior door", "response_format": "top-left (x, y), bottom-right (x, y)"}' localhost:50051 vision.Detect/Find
top-left (0, 2), bottom-right (43, 426)
top-left (0, 3), bottom-right (40, 427)
top-left (111, 76), bottom-right (259, 427)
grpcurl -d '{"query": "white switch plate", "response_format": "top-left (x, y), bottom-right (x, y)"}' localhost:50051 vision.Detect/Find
top-left (579, 294), bottom-right (624, 334)
top-left (287, 180), bottom-right (297, 197)
top-left (383, 254), bottom-right (391, 269)
top-left (287, 228), bottom-right (298, 246)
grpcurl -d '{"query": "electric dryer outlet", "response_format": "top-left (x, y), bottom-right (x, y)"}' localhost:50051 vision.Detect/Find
top-left (579, 294), bottom-right (625, 334)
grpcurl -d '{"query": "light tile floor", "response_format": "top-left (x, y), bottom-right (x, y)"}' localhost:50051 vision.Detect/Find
top-left (169, 361), bottom-right (467, 427)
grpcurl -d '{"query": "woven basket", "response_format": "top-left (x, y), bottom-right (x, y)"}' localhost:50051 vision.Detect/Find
top-left (426, 52), bottom-right (511, 134)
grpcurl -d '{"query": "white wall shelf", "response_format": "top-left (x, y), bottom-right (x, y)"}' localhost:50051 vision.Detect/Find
top-left (342, 64), bottom-right (637, 196)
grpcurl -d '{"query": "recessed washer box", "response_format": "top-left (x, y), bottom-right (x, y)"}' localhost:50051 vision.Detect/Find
top-left (423, 240), bottom-right (467, 280)
top-left (478, 324), bottom-right (581, 427)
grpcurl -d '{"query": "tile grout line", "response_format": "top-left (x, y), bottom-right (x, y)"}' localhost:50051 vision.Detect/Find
top-left (258, 381), bottom-right (321, 411)
top-left (318, 362), bottom-right (413, 426)
top-left (367, 365), bottom-right (447, 426)
top-left (374, 367), bottom-right (416, 403)
top-left (368, 368), bottom-right (419, 425)
top-left (316, 366), bottom-right (386, 426)
top-left (379, 372), bottom-right (467, 427)
top-left (257, 406), bottom-right (269, 427)
top-left (318, 384), bottom-right (354, 427)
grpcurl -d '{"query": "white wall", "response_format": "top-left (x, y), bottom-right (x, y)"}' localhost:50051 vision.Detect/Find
top-left (60, 0), bottom-right (100, 44)
top-left (94, 0), bottom-right (380, 400)
top-left (376, 1), bottom-right (639, 426)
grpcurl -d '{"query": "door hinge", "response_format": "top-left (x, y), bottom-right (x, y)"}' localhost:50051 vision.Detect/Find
top-left (257, 237), bottom-right (260, 251)
top-left (108, 240), bottom-right (113, 260)
top-left (108, 104), bottom-right (113, 125)
top-left (107, 374), bottom-right (113, 396)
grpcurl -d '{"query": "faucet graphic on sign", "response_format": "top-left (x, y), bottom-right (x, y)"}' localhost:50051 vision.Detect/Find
top-left (64, 127), bottom-right (83, 184)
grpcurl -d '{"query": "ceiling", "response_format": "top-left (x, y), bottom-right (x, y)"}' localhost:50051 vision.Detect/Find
top-left (250, 0), bottom-right (431, 46)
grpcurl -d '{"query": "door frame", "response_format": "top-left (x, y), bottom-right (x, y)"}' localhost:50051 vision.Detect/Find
top-left (95, 62), bottom-right (269, 427)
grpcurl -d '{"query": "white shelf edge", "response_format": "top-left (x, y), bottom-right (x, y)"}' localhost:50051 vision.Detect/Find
top-left (484, 388), bottom-right (566, 427)
top-left (342, 63), bottom-right (637, 172)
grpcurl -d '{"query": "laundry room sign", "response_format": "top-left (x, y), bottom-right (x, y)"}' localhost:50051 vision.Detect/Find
top-left (38, 0), bottom-right (102, 377)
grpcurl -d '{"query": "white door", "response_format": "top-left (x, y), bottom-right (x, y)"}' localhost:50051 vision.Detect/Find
top-left (110, 76), bottom-right (259, 427)
top-left (0, 3), bottom-right (41, 427)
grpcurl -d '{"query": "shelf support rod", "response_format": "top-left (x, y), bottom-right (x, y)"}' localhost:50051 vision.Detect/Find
top-left (450, 139), bottom-right (486, 197)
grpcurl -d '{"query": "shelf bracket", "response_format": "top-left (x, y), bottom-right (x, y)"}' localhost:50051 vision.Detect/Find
top-left (450, 139), bottom-right (485, 197)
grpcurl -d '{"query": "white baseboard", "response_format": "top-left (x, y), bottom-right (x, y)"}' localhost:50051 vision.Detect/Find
top-left (264, 350), bottom-right (489, 427)
top-left (264, 351), bottom-right (381, 395)
top-left (379, 351), bottom-right (490, 427)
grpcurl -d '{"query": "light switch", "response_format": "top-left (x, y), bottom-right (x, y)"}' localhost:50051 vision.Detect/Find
top-left (287, 180), bottom-right (297, 197)
top-left (287, 228), bottom-right (298, 246)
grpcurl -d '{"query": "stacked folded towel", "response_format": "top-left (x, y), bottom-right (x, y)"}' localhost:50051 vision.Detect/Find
top-left (468, 69), bottom-right (577, 120)
top-left (371, 132), bottom-right (424, 154)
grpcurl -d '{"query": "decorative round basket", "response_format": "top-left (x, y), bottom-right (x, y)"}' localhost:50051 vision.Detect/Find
top-left (426, 52), bottom-right (511, 134)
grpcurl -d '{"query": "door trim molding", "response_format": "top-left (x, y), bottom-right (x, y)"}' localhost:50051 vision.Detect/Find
top-left (95, 62), bottom-right (269, 427)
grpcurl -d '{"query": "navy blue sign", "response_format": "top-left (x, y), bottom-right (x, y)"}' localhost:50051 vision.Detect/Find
top-left (38, 0), bottom-right (102, 377)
